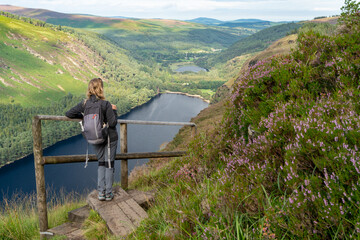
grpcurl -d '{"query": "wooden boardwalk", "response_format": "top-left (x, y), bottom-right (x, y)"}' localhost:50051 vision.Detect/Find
top-left (48, 187), bottom-right (154, 239)
top-left (87, 187), bottom-right (150, 236)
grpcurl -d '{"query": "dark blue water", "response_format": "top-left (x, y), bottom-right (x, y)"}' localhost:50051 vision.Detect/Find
top-left (0, 93), bottom-right (208, 201)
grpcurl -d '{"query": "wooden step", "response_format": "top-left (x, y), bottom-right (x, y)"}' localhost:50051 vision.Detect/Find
top-left (48, 188), bottom-right (154, 239)
top-left (127, 189), bottom-right (155, 209)
top-left (48, 222), bottom-right (84, 240)
top-left (87, 187), bottom-right (148, 237)
top-left (68, 205), bottom-right (91, 223)
top-left (65, 188), bottom-right (153, 224)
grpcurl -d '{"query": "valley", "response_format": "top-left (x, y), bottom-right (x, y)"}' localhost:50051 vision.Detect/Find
top-left (0, 8), bottom-right (236, 167)
top-left (1, 1), bottom-right (357, 239)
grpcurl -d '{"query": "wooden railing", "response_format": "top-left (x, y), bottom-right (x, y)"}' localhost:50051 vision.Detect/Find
top-left (32, 115), bottom-right (196, 238)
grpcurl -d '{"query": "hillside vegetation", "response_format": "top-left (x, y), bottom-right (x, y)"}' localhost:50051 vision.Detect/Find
top-left (126, 2), bottom-right (360, 239)
top-left (0, 15), bottom-right (100, 106)
top-left (196, 22), bottom-right (302, 68)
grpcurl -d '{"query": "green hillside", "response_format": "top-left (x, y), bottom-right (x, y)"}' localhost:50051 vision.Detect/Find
top-left (45, 17), bottom-right (244, 66)
top-left (196, 22), bottom-right (302, 68)
top-left (127, 2), bottom-right (360, 239)
top-left (0, 15), bottom-right (100, 106)
top-left (97, 26), bottom-right (240, 66)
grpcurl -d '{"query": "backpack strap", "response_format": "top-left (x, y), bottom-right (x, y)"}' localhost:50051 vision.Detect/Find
top-left (84, 142), bottom-right (89, 168)
top-left (107, 126), bottom-right (112, 169)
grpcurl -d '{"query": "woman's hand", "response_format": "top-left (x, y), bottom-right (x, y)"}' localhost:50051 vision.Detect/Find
top-left (111, 104), bottom-right (117, 110)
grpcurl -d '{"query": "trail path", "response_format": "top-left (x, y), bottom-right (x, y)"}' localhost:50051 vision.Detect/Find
top-left (48, 187), bottom-right (154, 239)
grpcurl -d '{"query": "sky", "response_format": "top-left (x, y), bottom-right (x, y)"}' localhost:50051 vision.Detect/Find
top-left (0, 0), bottom-right (345, 21)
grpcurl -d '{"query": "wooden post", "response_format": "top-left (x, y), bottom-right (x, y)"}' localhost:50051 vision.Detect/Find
top-left (191, 125), bottom-right (197, 138)
top-left (32, 117), bottom-right (48, 239)
top-left (120, 123), bottom-right (128, 189)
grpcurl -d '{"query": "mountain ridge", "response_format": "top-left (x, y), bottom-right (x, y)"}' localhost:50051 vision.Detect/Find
top-left (0, 5), bottom-right (246, 65)
top-left (187, 17), bottom-right (276, 25)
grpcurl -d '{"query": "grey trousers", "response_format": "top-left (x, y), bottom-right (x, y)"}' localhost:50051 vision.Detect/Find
top-left (93, 140), bottom-right (117, 195)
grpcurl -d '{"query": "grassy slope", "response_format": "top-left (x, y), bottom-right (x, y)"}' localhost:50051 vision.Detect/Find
top-left (0, 191), bottom-right (86, 240)
top-left (125, 26), bottom-right (309, 240)
top-left (209, 34), bottom-right (298, 104)
top-left (226, 34), bottom-right (298, 87)
top-left (0, 15), bottom-right (102, 106)
top-left (126, 12), bottom-right (360, 238)
top-left (199, 22), bottom-right (302, 68)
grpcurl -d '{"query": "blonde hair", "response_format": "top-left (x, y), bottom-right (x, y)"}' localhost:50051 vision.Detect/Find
top-left (87, 78), bottom-right (105, 100)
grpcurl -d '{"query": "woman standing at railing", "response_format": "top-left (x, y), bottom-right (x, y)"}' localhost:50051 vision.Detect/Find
top-left (65, 78), bottom-right (118, 201)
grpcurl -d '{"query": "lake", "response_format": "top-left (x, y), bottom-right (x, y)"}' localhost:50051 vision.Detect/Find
top-left (175, 65), bottom-right (207, 73)
top-left (0, 93), bottom-right (208, 201)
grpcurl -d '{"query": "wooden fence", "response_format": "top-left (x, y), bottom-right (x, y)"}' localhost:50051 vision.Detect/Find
top-left (32, 115), bottom-right (196, 238)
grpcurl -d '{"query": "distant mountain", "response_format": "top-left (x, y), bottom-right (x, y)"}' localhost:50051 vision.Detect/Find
top-left (187, 17), bottom-right (280, 31)
top-left (187, 17), bottom-right (224, 25)
top-left (0, 5), bottom-right (69, 21)
top-left (109, 16), bottom-right (133, 19)
top-left (187, 18), bottom-right (274, 26)
top-left (231, 19), bottom-right (268, 23)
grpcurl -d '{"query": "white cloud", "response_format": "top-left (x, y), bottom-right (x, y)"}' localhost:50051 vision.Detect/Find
top-left (0, 0), bottom-right (344, 20)
top-left (314, 7), bottom-right (341, 12)
top-left (68, 0), bottom-right (250, 11)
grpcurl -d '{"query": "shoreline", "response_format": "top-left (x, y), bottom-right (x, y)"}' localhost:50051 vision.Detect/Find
top-left (0, 160), bottom-right (19, 169)
top-left (163, 91), bottom-right (210, 103)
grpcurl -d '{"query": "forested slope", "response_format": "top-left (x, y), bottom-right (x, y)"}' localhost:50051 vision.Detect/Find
top-left (196, 22), bottom-right (302, 68)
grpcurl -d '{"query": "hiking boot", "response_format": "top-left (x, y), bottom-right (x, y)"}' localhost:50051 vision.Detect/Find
top-left (98, 193), bottom-right (105, 201)
top-left (105, 192), bottom-right (114, 201)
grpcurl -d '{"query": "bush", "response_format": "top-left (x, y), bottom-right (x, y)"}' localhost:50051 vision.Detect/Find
top-left (219, 1), bottom-right (360, 237)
